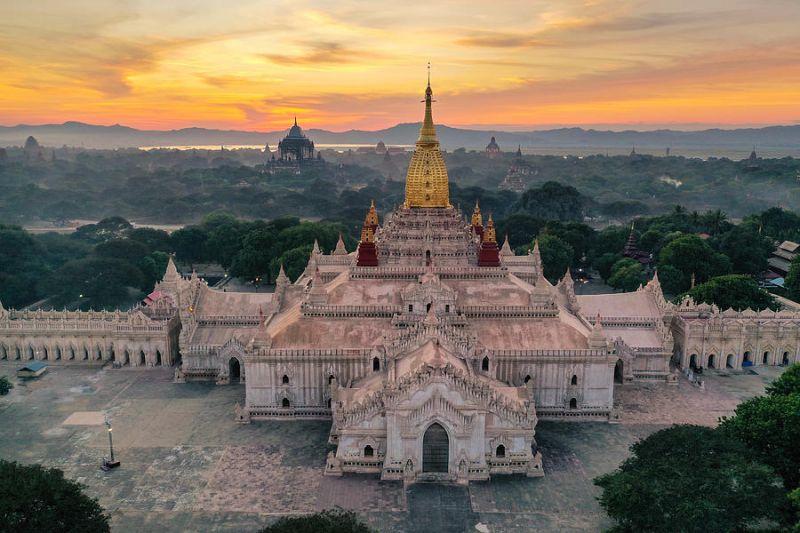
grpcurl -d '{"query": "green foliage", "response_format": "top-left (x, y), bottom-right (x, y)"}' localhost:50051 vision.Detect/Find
top-left (715, 225), bottom-right (772, 276)
top-left (658, 234), bottom-right (731, 292)
top-left (595, 425), bottom-right (783, 533)
top-left (720, 390), bottom-right (800, 490)
top-left (71, 216), bottom-right (132, 243)
top-left (270, 245), bottom-right (314, 283)
top-left (537, 234), bottom-right (573, 283)
top-left (607, 258), bottom-right (644, 292)
top-left (126, 227), bottom-right (172, 252)
top-left (0, 376), bottom-right (12, 395)
top-left (495, 214), bottom-right (545, 249)
top-left (95, 238), bottom-right (150, 265)
top-left (170, 226), bottom-right (209, 263)
top-left (683, 274), bottom-right (777, 311)
top-left (786, 255), bottom-right (800, 301)
top-left (513, 181), bottom-right (587, 222)
top-left (41, 257), bottom-right (144, 309)
top-left (0, 460), bottom-right (110, 532)
top-left (259, 508), bottom-right (372, 533)
top-left (767, 363), bottom-right (800, 396)
top-left (655, 264), bottom-right (685, 296)
top-left (594, 252), bottom-right (621, 281)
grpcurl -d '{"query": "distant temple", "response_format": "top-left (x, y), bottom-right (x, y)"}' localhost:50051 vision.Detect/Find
top-left (498, 146), bottom-right (533, 192)
top-left (744, 147), bottom-right (761, 171)
top-left (485, 136), bottom-right (501, 158)
top-left (277, 118), bottom-right (317, 163)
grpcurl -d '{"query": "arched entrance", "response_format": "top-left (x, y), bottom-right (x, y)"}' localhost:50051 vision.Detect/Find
top-left (763, 351), bottom-right (770, 365)
top-left (689, 354), bottom-right (698, 370)
top-left (726, 354), bottom-right (735, 368)
top-left (156, 350), bottom-right (162, 366)
top-left (743, 351), bottom-right (752, 366)
top-left (614, 359), bottom-right (624, 383)
top-left (707, 354), bottom-right (715, 368)
top-left (422, 423), bottom-right (449, 473)
top-left (139, 350), bottom-right (146, 366)
top-left (784, 352), bottom-right (791, 365)
top-left (229, 358), bottom-right (241, 383)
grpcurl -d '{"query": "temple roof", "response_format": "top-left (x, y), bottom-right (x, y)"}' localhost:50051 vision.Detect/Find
top-left (286, 117), bottom-right (306, 139)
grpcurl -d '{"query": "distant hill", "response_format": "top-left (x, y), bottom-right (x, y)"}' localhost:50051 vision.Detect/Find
top-left (2, 120), bottom-right (800, 152)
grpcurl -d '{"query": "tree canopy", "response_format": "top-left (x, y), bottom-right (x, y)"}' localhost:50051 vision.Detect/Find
top-left (536, 234), bottom-right (574, 283)
top-left (682, 274), bottom-right (777, 311)
top-left (259, 508), bottom-right (372, 533)
top-left (595, 425), bottom-right (783, 533)
top-left (0, 460), bottom-right (110, 532)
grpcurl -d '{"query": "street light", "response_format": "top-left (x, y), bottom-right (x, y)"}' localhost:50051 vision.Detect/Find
top-left (102, 416), bottom-right (120, 470)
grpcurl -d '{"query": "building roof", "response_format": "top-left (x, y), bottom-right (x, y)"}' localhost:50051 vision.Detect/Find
top-left (778, 240), bottom-right (799, 253)
top-left (19, 361), bottom-right (47, 372)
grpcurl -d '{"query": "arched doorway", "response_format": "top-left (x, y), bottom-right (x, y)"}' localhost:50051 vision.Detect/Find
top-left (569, 398), bottom-right (578, 409)
top-left (229, 358), bottom-right (241, 383)
top-left (784, 352), bottom-right (791, 365)
top-left (762, 351), bottom-right (770, 365)
top-left (523, 375), bottom-right (531, 384)
top-left (743, 351), bottom-right (752, 366)
top-left (156, 350), bottom-right (162, 366)
top-left (139, 350), bottom-right (146, 366)
top-left (373, 357), bottom-right (380, 372)
top-left (422, 423), bottom-right (449, 473)
top-left (689, 354), bottom-right (698, 370)
top-left (496, 444), bottom-right (505, 458)
top-left (482, 357), bottom-right (490, 371)
top-left (707, 354), bottom-right (715, 369)
top-left (614, 359), bottom-right (624, 384)
top-left (726, 354), bottom-right (735, 368)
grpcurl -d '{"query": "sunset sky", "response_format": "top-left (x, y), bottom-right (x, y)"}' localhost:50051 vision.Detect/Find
top-left (1, 0), bottom-right (799, 131)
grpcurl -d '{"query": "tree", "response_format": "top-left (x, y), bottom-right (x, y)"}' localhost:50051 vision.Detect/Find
top-left (607, 258), bottom-right (644, 292)
top-left (786, 256), bottom-right (800, 302)
top-left (537, 234), bottom-right (574, 283)
top-left (716, 225), bottom-right (772, 276)
top-left (658, 234), bottom-right (731, 291)
top-left (594, 252), bottom-right (621, 282)
top-left (595, 425), bottom-right (782, 533)
top-left (766, 363), bottom-right (800, 396)
top-left (41, 257), bottom-right (144, 309)
top-left (0, 460), bottom-right (110, 532)
top-left (655, 264), bottom-right (685, 296)
top-left (683, 274), bottom-right (777, 311)
top-left (720, 390), bottom-right (800, 490)
top-left (170, 226), bottom-right (209, 263)
top-left (0, 376), bottom-right (12, 395)
top-left (513, 181), bottom-right (587, 222)
top-left (72, 217), bottom-right (132, 244)
top-left (495, 214), bottom-right (545, 249)
top-left (230, 227), bottom-right (278, 281)
top-left (270, 245), bottom-right (313, 283)
top-left (205, 222), bottom-right (244, 269)
top-left (94, 238), bottom-right (150, 265)
top-left (126, 227), bottom-right (172, 253)
top-left (259, 509), bottom-right (372, 533)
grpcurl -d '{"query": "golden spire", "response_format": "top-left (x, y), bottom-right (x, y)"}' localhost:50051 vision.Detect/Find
top-left (404, 65), bottom-right (451, 208)
top-left (471, 200), bottom-right (483, 227)
top-left (360, 225), bottom-right (375, 243)
top-left (365, 199), bottom-right (379, 227)
top-left (483, 215), bottom-right (497, 243)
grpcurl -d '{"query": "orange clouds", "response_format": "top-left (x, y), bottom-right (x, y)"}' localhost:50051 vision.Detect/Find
top-left (0, 1), bottom-right (798, 130)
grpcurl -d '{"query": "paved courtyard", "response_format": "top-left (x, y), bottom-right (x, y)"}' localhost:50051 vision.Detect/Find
top-left (0, 362), bottom-right (784, 532)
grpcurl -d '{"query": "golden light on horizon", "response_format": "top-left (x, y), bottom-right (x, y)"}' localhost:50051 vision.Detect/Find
top-left (1, 0), bottom-right (799, 131)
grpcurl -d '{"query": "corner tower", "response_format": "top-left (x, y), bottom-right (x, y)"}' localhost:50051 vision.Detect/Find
top-left (404, 67), bottom-right (451, 208)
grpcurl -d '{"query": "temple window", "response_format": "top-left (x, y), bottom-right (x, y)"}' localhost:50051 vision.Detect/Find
top-left (328, 375), bottom-right (335, 384)
top-left (364, 445), bottom-right (374, 457)
top-left (282, 398), bottom-right (290, 408)
top-left (482, 356), bottom-right (489, 371)
top-left (373, 357), bottom-right (380, 372)
top-left (496, 445), bottom-right (505, 458)
top-left (409, 305), bottom-right (414, 312)
top-left (445, 305), bottom-right (450, 313)
top-left (571, 375), bottom-right (578, 386)
top-left (524, 375), bottom-right (531, 384)
top-left (569, 398), bottom-right (577, 409)
top-left (282, 374), bottom-right (289, 384)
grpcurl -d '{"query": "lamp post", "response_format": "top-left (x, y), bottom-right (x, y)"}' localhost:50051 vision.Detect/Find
top-left (102, 417), bottom-right (120, 469)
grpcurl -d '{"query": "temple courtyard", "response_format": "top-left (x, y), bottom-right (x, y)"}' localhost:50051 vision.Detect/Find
top-left (0, 362), bottom-right (784, 532)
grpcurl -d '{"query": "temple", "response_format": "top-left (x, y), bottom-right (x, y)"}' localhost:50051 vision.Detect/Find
top-left (1, 73), bottom-right (799, 485)
top-left (276, 118), bottom-right (317, 162)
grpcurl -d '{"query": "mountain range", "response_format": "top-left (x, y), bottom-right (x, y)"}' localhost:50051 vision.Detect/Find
top-left (2, 121), bottom-right (800, 153)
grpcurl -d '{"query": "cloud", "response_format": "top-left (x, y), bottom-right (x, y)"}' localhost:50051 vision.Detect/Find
top-left (455, 31), bottom-right (547, 48)
top-left (262, 41), bottom-right (382, 66)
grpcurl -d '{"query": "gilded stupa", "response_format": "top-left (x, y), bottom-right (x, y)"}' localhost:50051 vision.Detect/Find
top-left (404, 67), bottom-right (451, 208)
